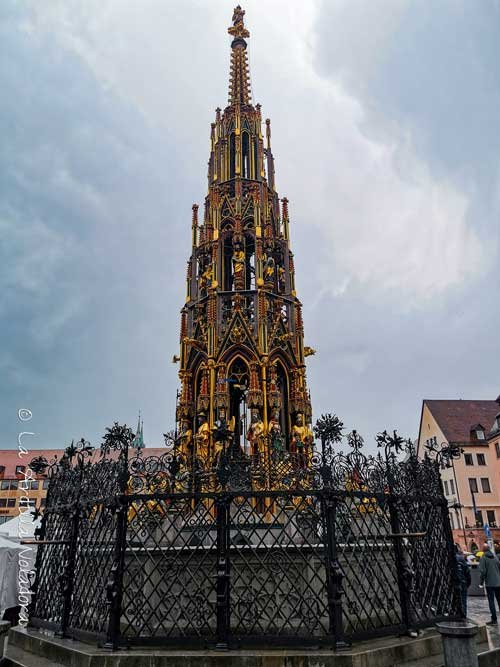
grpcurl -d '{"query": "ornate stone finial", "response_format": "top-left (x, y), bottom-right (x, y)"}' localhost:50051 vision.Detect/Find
top-left (227, 6), bottom-right (252, 105)
top-left (192, 203), bottom-right (199, 226)
top-left (228, 5), bottom-right (250, 40)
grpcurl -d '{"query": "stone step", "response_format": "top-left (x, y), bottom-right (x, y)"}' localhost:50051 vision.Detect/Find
top-left (3, 643), bottom-right (66, 667)
top-left (394, 640), bottom-right (491, 667)
top-left (4, 625), bottom-right (493, 667)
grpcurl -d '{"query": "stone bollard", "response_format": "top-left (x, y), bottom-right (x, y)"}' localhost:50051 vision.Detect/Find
top-left (437, 621), bottom-right (479, 667)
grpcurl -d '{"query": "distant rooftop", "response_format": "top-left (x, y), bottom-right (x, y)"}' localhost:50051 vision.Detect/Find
top-left (0, 447), bottom-right (167, 478)
top-left (424, 398), bottom-right (500, 443)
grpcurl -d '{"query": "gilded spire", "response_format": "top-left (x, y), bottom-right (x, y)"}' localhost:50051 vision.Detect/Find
top-left (176, 7), bottom-right (314, 468)
top-left (228, 5), bottom-right (251, 106)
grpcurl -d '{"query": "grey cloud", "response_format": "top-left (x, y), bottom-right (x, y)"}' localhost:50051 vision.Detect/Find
top-left (0, 0), bottom-right (498, 453)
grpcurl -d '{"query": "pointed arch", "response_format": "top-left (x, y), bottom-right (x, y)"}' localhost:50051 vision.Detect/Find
top-left (245, 232), bottom-right (255, 289)
top-left (221, 343), bottom-right (257, 365)
top-left (223, 234), bottom-right (233, 291)
top-left (242, 131), bottom-right (250, 178)
top-left (229, 133), bottom-right (236, 178)
top-left (226, 355), bottom-right (251, 449)
top-left (270, 353), bottom-right (292, 445)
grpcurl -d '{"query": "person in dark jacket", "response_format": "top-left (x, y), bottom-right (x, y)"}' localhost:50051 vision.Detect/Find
top-left (479, 543), bottom-right (500, 625)
top-left (455, 544), bottom-right (471, 617)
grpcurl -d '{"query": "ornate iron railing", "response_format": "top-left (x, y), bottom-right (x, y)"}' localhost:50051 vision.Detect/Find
top-left (28, 422), bottom-right (462, 649)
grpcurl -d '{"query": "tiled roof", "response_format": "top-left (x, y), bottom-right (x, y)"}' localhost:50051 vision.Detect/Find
top-left (425, 399), bottom-right (500, 444)
top-left (0, 447), bottom-right (167, 478)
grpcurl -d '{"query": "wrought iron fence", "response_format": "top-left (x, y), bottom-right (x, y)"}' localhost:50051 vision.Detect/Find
top-left (28, 422), bottom-right (462, 649)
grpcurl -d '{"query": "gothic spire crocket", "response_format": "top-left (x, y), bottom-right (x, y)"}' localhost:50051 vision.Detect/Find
top-left (176, 6), bottom-right (313, 467)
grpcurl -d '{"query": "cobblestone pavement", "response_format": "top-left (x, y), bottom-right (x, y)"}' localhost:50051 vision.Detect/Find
top-left (468, 594), bottom-right (500, 647)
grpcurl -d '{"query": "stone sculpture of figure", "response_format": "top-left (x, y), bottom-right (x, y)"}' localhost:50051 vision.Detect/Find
top-left (212, 408), bottom-right (235, 464)
top-left (246, 410), bottom-right (266, 460)
top-left (195, 413), bottom-right (210, 463)
top-left (232, 4), bottom-right (245, 25)
top-left (263, 255), bottom-right (275, 282)
top-left (269, 411), bottom-right (284, 460)
top-left (232, 244), bottom-right (245, 289)
top-left (277, 265), bottom-right (285, 291)
top-left (178, 420), bottom-right (193, 461)
top-left (199, 264), bottom-right (212, 292)
top-left (291, 413), bottom-right (313, 466)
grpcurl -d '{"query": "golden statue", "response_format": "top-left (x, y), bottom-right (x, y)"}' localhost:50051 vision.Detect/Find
top-left (278, 265), bottom-right (285, 291)
top-left (195, 413), bottom-right (210, 462)
top-left (291, 413), bottom-right (313, 465)
top-left (178, 421), bottom-right (193, 460)
top-left (199, 264), bottom-right (212, 291)
top-left (246, 411), bottom-right (266, 459)
top-left (268, 411), bottom-right (284, 459)
top-left (212, 408), bottom-right (235, 462)
top-left (232, 246), bottom-right (245, 285)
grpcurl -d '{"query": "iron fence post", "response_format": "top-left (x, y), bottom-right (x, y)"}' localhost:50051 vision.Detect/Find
top-left (215, 493), bottom-right (231, 649)
top-left (28, 477), bottom-right (51, 623)
top-left (104, 448), bottom-right (130, 650)
top-left (58, 503), bottom-right (81, 637)
top-left (387, 495), bottom-right (415, 636)
top-left (438, 472), bottom-right (464, 618)
top-left (322, 491), bottom-right (349, 649)
top-left (104, 494), bottom-right (128, 649)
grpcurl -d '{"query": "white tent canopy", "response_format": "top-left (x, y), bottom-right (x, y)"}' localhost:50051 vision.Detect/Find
top-left (0, 513), bottom-right (41, 543)
top-left (0, 534), bottom-right (25, 617)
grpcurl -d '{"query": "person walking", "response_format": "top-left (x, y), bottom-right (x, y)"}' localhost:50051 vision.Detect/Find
top-left (455, 544), bottom-right (471, 617)
top-left (479, 542), bottom-right (500, 625)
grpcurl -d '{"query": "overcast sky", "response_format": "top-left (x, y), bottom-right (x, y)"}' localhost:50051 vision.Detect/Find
top-left (1, 0), bottom-right (499, 451)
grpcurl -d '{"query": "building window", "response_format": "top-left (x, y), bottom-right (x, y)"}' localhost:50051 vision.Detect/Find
top-left (487, 510), bottom-right (496, 527)
top-left (0, 499), bottom-right (6, 508)
top-left (15, 465), bottom-right (25, 475)
top-left (40, 498), bottom-right (47, 507)
top-left (450, 479), bottom-right (455, 495)
top-left (475, 510), bottom-right (483, 527)
top-left (481, 478), bottom-right (491, 493)
top-left (29, 480), bottom-right (39, 490)
top-left (477, 429), bottom-right (485, 440)
top-left (0, 479), bottom-right (18, 490)
top-left (464, 454), bottom-right (473, 466)
top-left (43, 479), bottom-right (49, 490)
top-left (477, 453), bottom-right (486, 465)
top-left (7, 499), bottom-right (16, 508)
top-left (469, 478), bottom-right (478, 493)
top-left (496, 442), bottom-right (500, 459)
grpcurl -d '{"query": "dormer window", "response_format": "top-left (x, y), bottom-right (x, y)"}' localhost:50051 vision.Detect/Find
top-left (470, 424), bottom-right (485, 441)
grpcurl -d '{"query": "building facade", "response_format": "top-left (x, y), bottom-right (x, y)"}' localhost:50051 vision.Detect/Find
top-left (0, 447), bottom-right (165, 525)
top-left (175, 6), bottom-right (313, 468)
top-left (417, 397), bottom-right (500, 551)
